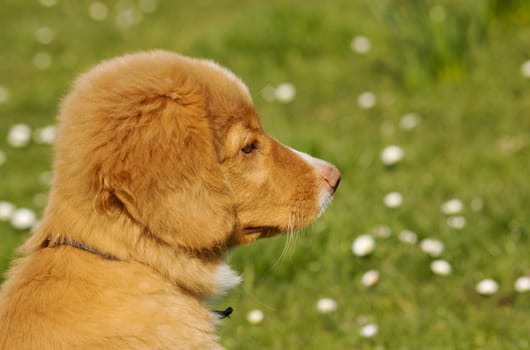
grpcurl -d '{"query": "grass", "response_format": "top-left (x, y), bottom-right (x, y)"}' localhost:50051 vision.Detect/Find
top-left (1, 0), bottom-right (530, 348)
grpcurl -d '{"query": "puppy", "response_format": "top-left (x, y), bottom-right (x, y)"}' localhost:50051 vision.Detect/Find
top-left (0, 50), bottom-right (340, 349)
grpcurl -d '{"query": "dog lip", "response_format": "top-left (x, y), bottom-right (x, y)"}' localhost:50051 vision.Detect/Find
top-left (243, 226), bottom-right (268, 235)
top-left (242, 226), bottom-right (279, 236)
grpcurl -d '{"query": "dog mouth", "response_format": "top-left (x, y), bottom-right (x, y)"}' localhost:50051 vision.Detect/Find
top-left (243, 226), bottom-right (275, 235)
top-left (242, 226), bottom-right (281, 238)
top-left (237, 222), bottom-right (307, 244)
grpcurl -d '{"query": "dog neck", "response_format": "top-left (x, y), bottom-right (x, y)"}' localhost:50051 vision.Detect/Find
top-left (43, 237), bottom-right (238, 319)
top-left (25, 197), bottom-right (241, 299)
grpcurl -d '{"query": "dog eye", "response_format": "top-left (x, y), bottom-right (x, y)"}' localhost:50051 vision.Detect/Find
top-left (241, 140), bottom-right (258, 154)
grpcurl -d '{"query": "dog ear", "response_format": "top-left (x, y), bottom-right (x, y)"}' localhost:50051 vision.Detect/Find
top-left (91, 89), bottom-right (236, 252)
top-left (94, 171), bottom-right (142, 221)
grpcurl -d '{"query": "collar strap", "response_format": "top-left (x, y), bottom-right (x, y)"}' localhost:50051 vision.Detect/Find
top-left (213, 306), bottom-right (233, 319)
top-left (46, 238), bottom-right (119, 261)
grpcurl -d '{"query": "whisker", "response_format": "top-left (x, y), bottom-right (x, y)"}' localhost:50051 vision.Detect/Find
top-left (288, 204), bottom-right (304, 250)
top-left (272, 207), bottom-right (293, 268)
top-left (291, 206), bottom-right (300, 247)
top-left (273, 204), bottom-right (302, 268)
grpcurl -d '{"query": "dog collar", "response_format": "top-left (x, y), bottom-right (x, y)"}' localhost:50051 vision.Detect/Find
top-left (45, 237), bottom-right (119, 261)
top-left (213, 306), bottom-right (233, 319)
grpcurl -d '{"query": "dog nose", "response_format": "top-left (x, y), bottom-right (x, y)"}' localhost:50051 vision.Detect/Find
top-left (322, 163), bottom-right (341, 194)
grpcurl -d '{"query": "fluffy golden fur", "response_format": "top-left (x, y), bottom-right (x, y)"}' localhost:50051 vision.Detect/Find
top-left (0, 50), bottom-right (340, 349)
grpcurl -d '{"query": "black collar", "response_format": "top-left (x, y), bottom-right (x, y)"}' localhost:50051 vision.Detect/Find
top-left (45, 238), bottom-right (119, 261)
top-left (213, 306), bottom-right (233, 319)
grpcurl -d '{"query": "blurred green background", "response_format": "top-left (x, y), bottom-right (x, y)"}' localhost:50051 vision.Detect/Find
top-left (1, 0), bottom-right (530, 349)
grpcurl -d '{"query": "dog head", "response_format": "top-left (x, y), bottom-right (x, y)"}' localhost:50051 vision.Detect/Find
top-left (40, 50), bottom-right (340, 255)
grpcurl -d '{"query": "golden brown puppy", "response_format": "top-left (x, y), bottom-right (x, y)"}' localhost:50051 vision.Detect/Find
top-left (0, 50), bottom-right (340, 349)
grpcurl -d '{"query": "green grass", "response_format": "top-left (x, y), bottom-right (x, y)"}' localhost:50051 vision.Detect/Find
top-left (1, 0), bottom-right (530, 349)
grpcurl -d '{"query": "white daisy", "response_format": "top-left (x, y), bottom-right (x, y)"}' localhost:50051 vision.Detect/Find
top-left (357, 92), bottom-right (376, 109)
top-left (0, 202), bottom-right (16, 221)
top-left (521, 60), bottom-right (530, 79)
top-left (352, 234), bottom-right (375, 257)
top-left (35, 26), bottom-right (55, 45)
top-left (275, 83), bottom-right (296, 103)
top-left (359, 323), bottom-right (378, 338)
top-left (399, 113), bottom-right (420, 130)
top-left (476, 279), bottom-right (498, 296)
top-left (116, 6), bottom-right (142, 27)
top-left (33, 52), bottom-right (52, 70)
top-left (361, 270), bottom-right (379, 287)
top-left (398, 230), bottom-right (418, 244)
top-left (381, 145), bottom-right (404, 166)
top-left (420, 238), bottom-right (444, 257)
top-left (441, 198), bottom-right (464, 215)
top-left (316, 298), bottom-right (337, 314)
top-left (7, 124), bottom-right (32, 148)
top-left (371, 225), bottom-right (391, 238)
top-left (89, 2), bottom-right (109, 21)
top-left (34, 125), bottom-right (57, 144)
top-left (246, 309), bottom-right (264, 324)
top-left (447, 216), bottom-right (466, 229)
top-left (383, 192), bottom-right (402, 208)
top-left (11, 208), bottom-right (37, 230)
top-left (351, 35), bottom-right (371, 54)
top-left (430, 260), bottom-right (452, 276)
top-left (514, 276), bottom-right (530, 293)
